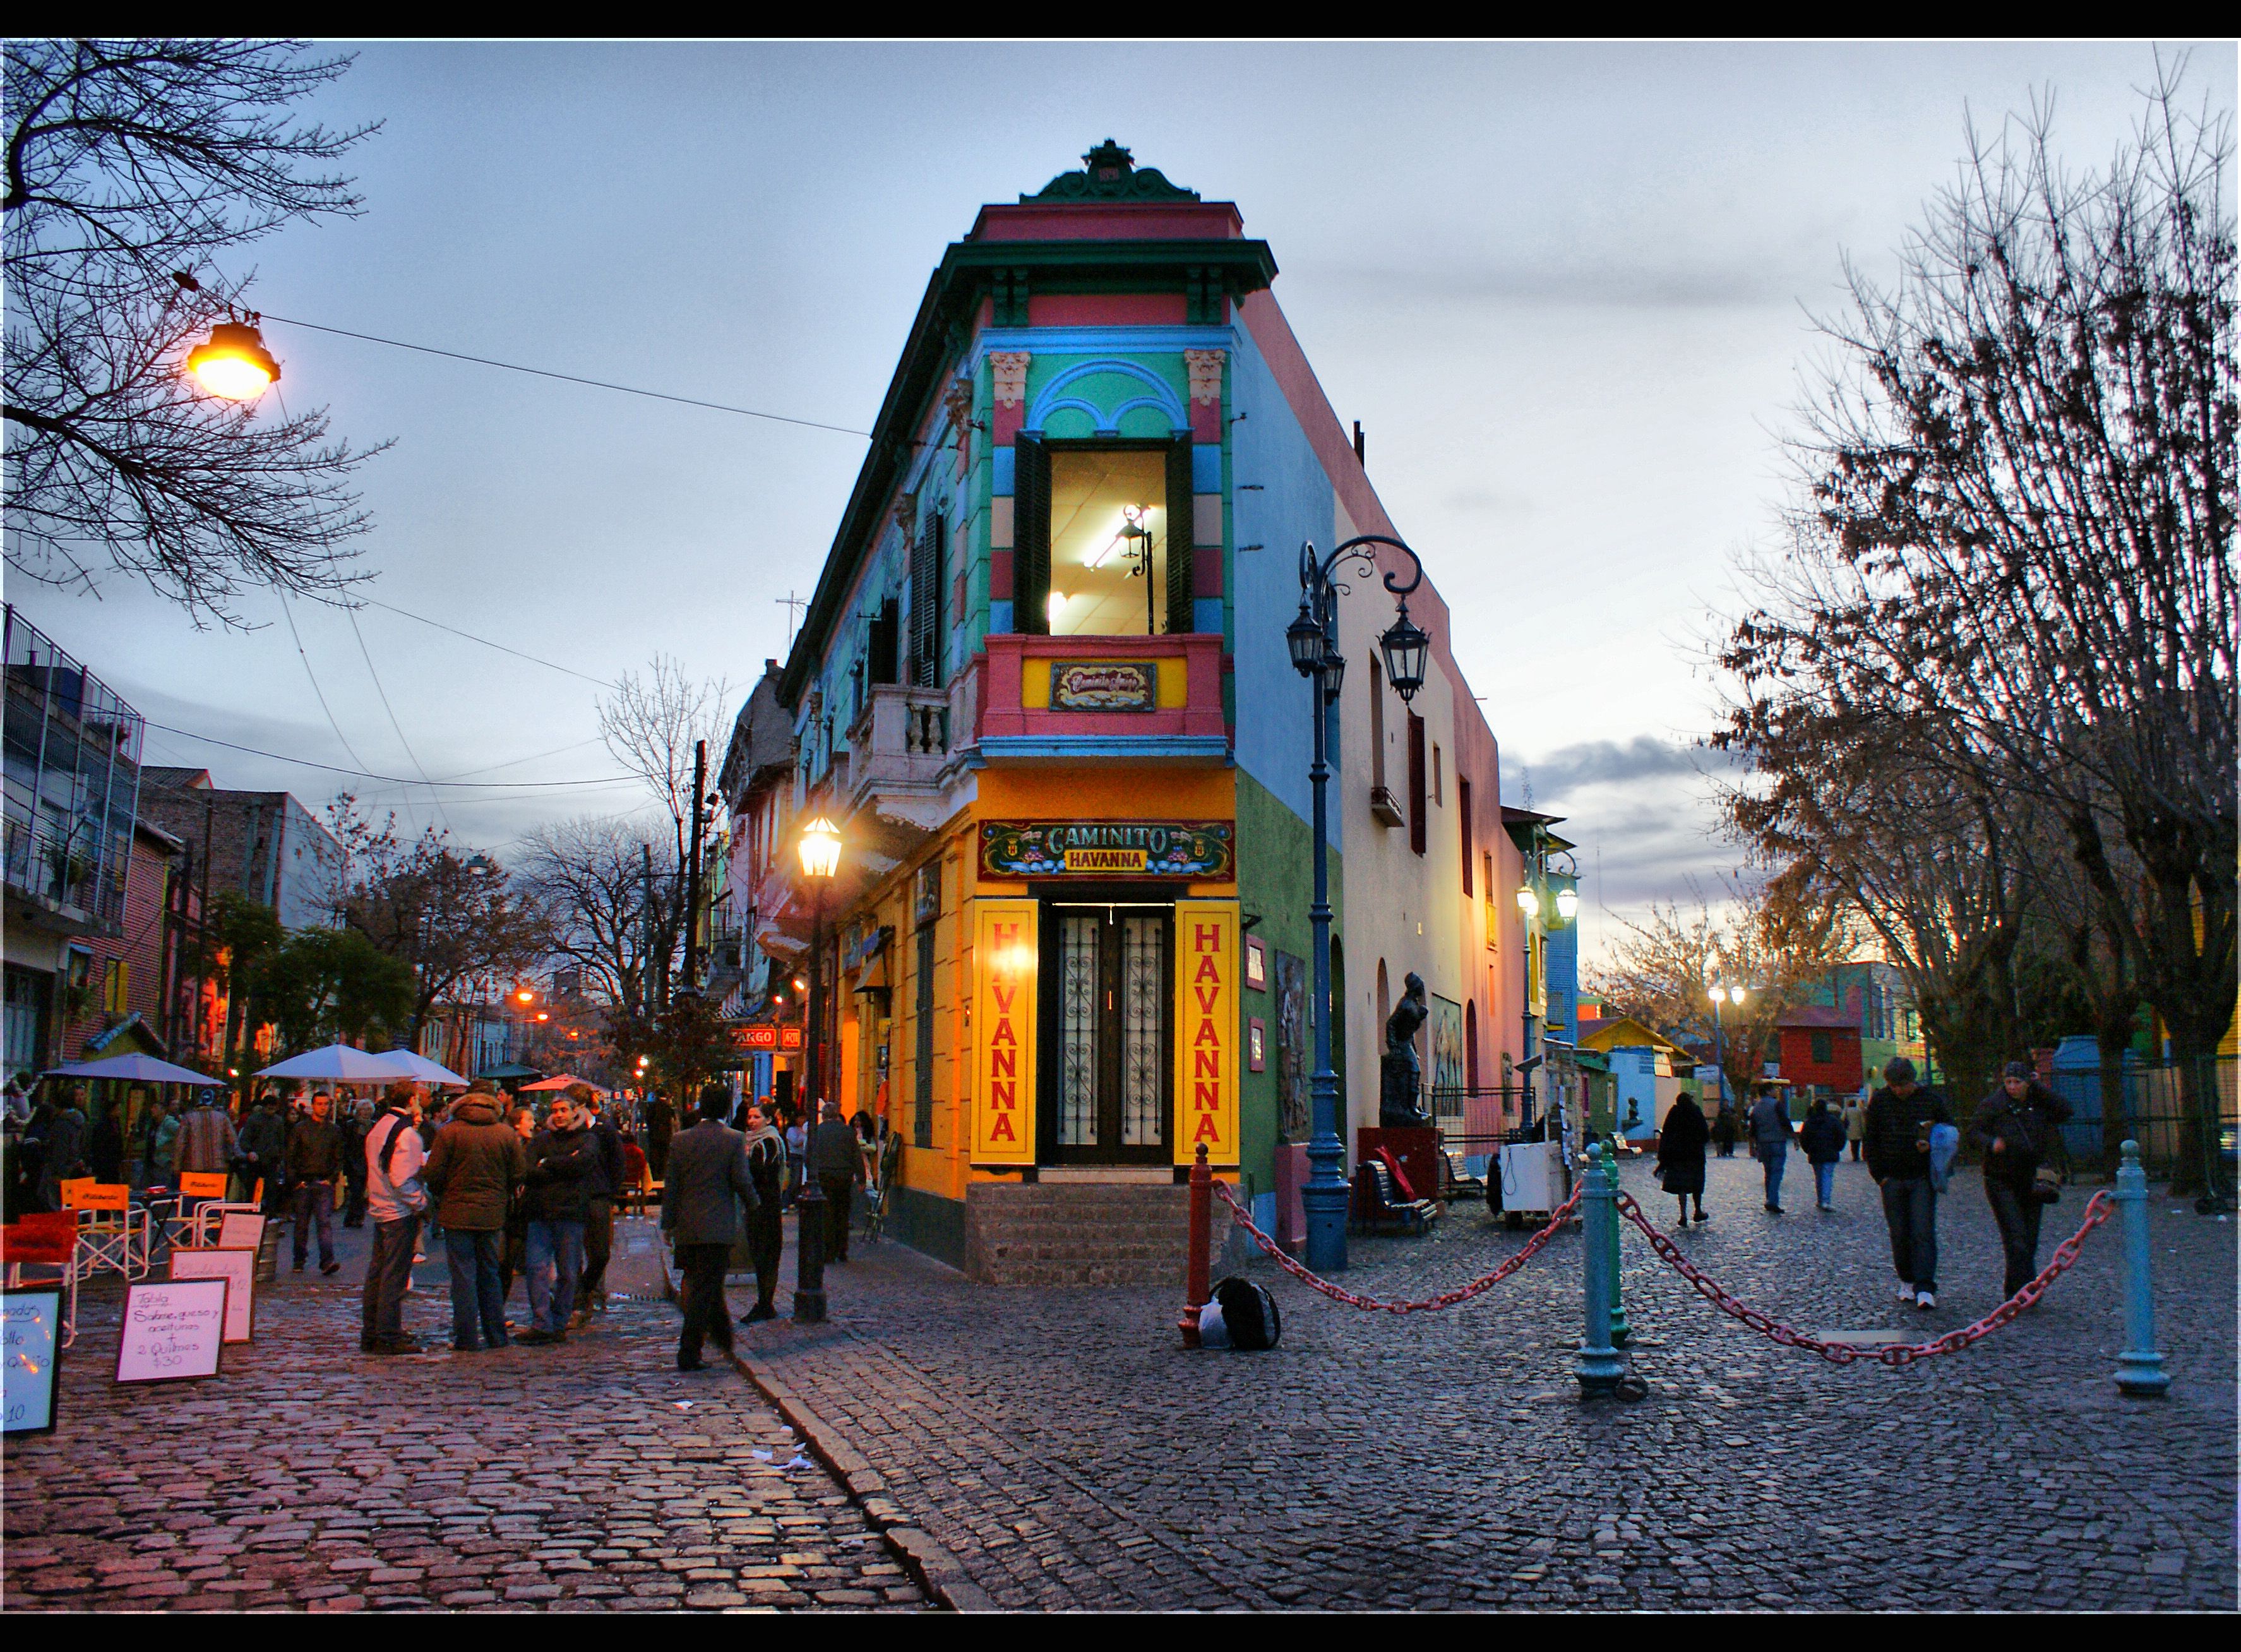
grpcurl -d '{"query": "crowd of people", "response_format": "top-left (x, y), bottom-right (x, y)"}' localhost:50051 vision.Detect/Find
top-left (1651, 1056), bottom-right (2075, 1310)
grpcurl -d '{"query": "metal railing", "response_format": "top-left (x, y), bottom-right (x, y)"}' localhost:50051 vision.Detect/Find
top-left (2041, 1054), bottom-right (2238, 1200)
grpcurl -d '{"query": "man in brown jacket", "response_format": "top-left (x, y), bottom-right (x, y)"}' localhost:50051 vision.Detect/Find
top-left (424, 1081), bottom-right (528, 1352)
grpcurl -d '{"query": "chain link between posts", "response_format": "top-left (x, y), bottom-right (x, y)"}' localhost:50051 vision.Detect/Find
top-left (1210, 1178), bottom-right (1583, 1313)
top-left (1614, 1188), bottom-right (2115, 1366)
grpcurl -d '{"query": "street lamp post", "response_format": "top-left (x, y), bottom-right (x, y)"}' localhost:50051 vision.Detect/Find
top-left (791, 815), bottom-right (842, 1324)
top-left (1710, 983), bottom-right (1746, 1111)
top-left (1290, 535), bottom-right (1431, 1275)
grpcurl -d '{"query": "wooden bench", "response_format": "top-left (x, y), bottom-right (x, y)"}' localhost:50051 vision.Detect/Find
top-left (1440, 1149), bottom-right (1486, 1202)
top-left (1352, 1159), bottom-right (1438, 1236)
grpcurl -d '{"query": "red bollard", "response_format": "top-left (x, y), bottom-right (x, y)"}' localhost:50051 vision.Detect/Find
top-left (1180, 1142), bottom-right (1211, 1347)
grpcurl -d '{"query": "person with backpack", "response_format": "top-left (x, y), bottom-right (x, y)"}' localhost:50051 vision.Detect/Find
top-left (1968, 1061), bottom-right (2075, 1301)
top-left (361, 1084), bottom-right (431, 1355)
top-left (1799, 1096), bottom-right (1848, 1212)
top-left (1748, 1084), bottom-right (1796, 1213)
top-left (1863, 1057), bottom-right (1955, 1310)
top-left (1655, 1090), bottom-right (1710, 1225)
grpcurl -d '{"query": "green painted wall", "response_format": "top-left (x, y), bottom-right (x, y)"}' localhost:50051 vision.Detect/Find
top-left (1234, 768), bottom-right (1341, 1208)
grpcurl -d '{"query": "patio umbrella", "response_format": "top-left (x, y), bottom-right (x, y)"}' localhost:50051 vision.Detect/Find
top-left (373, 1050), bottom-right (469, 1086)
top-left (45, 1052), bottom-right (217, 1086)
top-left (518, 1073), bottom-right (606, 1093)
top-left (254, 1044), bottom-right (415, 1083)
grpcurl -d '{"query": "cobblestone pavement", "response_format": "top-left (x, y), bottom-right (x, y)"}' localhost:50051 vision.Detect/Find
top-left (3, 1213), bottom-right (928, 1612)
top-left (731, 1154), bottom-right (2238, 1611)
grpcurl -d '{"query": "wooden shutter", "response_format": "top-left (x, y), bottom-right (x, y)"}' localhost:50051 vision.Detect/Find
top-left (1013, 438), bottom-right (1050, 635)
top-left (1407, 713), bottom-right (1427, 857)
top-left (1459, 779), bottom-right (1474, 893)
top-left (868, 599), bottom-right (899, 686)
top-left (1165, 441), bottom-right (1195, 635)
top-left (911, 516), bottom-right (944, 687)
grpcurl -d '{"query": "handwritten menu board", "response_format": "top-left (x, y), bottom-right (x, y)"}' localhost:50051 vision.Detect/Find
top-left (116, 1279), bottom-right (227, 1384)
top-left (215, 1212), bottom-right (265, 1252)
top-left (4, 1288), bottom-right (63, 1434)
top-left (168, 1249), bottom-right (256, 1343)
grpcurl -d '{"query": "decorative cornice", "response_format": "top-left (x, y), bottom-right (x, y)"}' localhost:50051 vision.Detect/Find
top-left (1024, 139), bottom-right (1200, 204)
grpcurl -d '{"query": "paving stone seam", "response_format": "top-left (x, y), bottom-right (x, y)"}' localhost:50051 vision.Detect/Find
top-left (655, 1249), bottom-right (982, 1612)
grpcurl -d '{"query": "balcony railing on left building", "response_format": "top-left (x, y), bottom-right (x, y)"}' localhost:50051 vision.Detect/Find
top-left (3, 604), bottom-right (143, 935)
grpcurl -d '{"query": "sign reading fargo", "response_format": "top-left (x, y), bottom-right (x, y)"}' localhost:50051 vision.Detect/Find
top-left (980, 820), bottom-right (1233, 880)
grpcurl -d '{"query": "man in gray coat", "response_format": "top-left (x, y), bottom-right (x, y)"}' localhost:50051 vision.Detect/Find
top-left (660, 1084), bottom-right (760, 1371)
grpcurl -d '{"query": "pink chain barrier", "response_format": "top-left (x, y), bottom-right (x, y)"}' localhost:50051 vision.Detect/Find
top-left (1210, 1178), bottom-right (1582, 1314)
top-left (1614, 1188), bottom-right (2115, 1367)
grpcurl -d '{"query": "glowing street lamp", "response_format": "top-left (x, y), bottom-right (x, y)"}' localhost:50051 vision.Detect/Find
top-left (186, 318), bottom-right (282, 400)
top-left (1515, 883), bottom-right (1539, 921)
top-left (793, 815), bottom-right (843, 1324)
top-left (1554, 886), bottom-right (1580, 923)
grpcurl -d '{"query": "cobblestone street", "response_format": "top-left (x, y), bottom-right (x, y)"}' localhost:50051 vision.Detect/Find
top-left (2, 1216), bottom-right (928, 1612)
top-left (731, 1154), bottom-right (2237, 1612)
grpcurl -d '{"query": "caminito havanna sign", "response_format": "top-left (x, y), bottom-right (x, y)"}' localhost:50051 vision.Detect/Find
top-left (979, 820), bottom-right (1233, 880)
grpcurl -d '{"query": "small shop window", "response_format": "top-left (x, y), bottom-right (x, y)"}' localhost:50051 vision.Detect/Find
top-left (1810, 1031), bottom-right (1833, 1065)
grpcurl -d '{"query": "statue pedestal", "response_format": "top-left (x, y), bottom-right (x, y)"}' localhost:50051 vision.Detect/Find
top-left (1357, 1126), bottom-right (1442, 1204)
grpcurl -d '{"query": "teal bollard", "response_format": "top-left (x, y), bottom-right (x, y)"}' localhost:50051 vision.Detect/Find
top-left (2112, 1139), bottom-right (2170, 1397)
top-left (1602, 1142), bottom-right (1632, 1349)
top-left (1575, 1146), bottom-right (1624, 1398)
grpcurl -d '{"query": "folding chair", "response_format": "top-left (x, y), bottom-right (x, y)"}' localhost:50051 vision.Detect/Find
top-left (63, 1182), bottom-right (150, 1280)
top-left (2, 1211), bottom-right (82, 1348)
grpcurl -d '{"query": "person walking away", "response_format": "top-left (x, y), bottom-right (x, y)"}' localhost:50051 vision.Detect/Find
top-left (285, 1092), bottom-right (345, 1274)
top-left (88, 1095), bottom-right (125, 1185)
top-left (1748, 1084), bottom-right (1796, 1213)
top-left (236, 1091), bottom-right (288, 1212)
top-left (808, 1101), bottom-right (868, 1262)
top-left (1656, 1089), bottom-right (1711, 1225)
top-left (172, 1088), bottom-right (237, 1184)
top-left (1968, 1061), bottom-right (2074, 1302)
top-left (1863, 1057), bottom-right (1955, 1310)
top-left (1800, 1096), bottom-right (1847, 1212)
top-left (362, 1084), bottom-right (431, 1355)
top-left (339, 1099), bottom-right (371, 1227)
top-left (517, 1092), bottom-right (597, 1345)
top-left (662, 1084), bottom-right (759, 1371)
top-left (1711, 1098), bottom-right (1738, 1159)
top-left (1842, 1090), bottom-right (1868, 1161)
top-left (618, 1131), bottom-right (650, 1216)
top-left (424, 1080), bottom-right (527, 1352)
top-left (643, 1090), bottom-right (676, 1181)
top-left (783, 1108), bottom-right (808, 1207)
top-left (499, 1103), bottom-right (536, 1311)
top-left (34, 1084), bottom-right (88, 1211)
top-left (737, 1103), bottom-right (787, 1323)
top-left (571, 1086), bottom-right (624, 1326)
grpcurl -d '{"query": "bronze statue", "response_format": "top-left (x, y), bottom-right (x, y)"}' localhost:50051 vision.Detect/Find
top-left (1380, 971), bottom-right (1431, 1128)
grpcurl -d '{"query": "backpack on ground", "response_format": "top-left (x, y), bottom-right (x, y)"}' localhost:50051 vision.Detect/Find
top-left (1210, 1274), bottom-right (1281, 1351)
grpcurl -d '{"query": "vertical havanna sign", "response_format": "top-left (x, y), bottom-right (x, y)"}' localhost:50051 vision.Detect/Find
top-left (1173, 900), bottom-right (1240, 1166)
top-left (972, 899), bottom-right (1037, 1164)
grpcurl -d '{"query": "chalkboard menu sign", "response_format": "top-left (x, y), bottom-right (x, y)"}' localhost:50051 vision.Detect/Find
top-left (116, 1279), bottom-right (228, 1384)
top-left (3, 1288), bottom-right (63, 1434)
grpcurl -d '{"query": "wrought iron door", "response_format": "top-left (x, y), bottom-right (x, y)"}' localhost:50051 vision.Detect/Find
top-left (1046, 904), bottom-right (1172, 1163)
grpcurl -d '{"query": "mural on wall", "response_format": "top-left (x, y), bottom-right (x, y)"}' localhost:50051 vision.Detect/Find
top-left (1274, 950), bottom-right (1308, 1141)
top-left (1431, 994), bottom-right (1466, 1098)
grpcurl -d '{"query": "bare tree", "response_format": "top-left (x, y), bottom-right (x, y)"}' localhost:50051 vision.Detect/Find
top-left (515, 814), bottom-right (683, 1020)
top-left (1586, 877), bottom-right (1855, 1105)
top-left (3, 39), bottom-right (386, 624)
top-left (1720, 62), bottom-right (2235, 1183)
top-left (597, 654), bottom-right (733, 861)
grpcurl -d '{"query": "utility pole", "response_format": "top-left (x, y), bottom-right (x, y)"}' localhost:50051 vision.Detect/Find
top-left (640, 841), bottom-right (662, 1012)
top-left (683, 739), bottom-right (708, 994)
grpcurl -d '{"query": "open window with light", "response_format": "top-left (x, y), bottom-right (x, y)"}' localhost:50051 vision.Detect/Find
top-left (1013, 438), bottom-right (1195, 636)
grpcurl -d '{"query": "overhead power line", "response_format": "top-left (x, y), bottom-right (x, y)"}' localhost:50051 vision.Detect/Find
top-left (357, 598), bottom-right (619, 689)
top-left (144, 721), bottom-right (639, 790)
top-left (259, 311), bottom-right (875, 438)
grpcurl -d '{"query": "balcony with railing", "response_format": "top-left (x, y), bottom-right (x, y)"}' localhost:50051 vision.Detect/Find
top-left (3, 604), bottom-right (141, 937)
top-left (844, 681), bottom-right (955, 829)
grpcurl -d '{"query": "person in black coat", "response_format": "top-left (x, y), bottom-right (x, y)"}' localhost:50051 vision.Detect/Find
top-left (1656, 1091), bottom-right (1710, 1224)
top-left (517, 1095), bottom-right (598, 1344)
top-left (1967, 1061), bottom-right (2074, 1300)
top-left (1799, 1097), bottom-right (1849, 1212)
top-left (1711, 1099), bottom-right (1738, 1158)
top-left (662, 1084), bottom-right (760, 1370)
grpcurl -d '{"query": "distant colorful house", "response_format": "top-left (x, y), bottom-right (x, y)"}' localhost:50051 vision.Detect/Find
top-left (1776, 1003), bottom-right (1863, 1096)
top-left (1797, 960), bottom-right (1921, 1080)
top-left (1577, 1014), bottom-right (1697, 1135)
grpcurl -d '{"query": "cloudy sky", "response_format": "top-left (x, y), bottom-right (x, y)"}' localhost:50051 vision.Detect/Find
top-left (10, 40), bottom-right (2228, 965)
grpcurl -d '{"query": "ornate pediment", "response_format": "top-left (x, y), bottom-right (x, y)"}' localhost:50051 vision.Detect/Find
top-left (1023, 140), bottom-right (1199, 204)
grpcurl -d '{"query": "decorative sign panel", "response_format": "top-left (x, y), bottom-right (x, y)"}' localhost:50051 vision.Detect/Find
top-left (116, 1279), bottom-right (227, 1384)
top-left (1173, 901), bottom-right (1240, 1166)
top-left (1049, 661), bottom-right (1156, 712)
top-left (169, 1248), bottom-right (256, 1343)
top-left (729, 1025), bottom-right (804, 1051)
top-left (980, 820), bottom-right (1233, 880)
top-left (971, 899), bottom-right (1038, 1165)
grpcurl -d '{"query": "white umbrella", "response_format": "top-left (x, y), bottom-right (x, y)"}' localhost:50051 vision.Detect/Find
top-left (254, 1044), bottom-right (415, 1083)
top-left (45, 1052), bottom-right (217, 1086)
top-left (374, 1050), bottom-right (469, 1086)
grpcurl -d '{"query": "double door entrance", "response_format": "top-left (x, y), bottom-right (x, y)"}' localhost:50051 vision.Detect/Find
top-left (1040, 900), bottom-right (1173, 1164)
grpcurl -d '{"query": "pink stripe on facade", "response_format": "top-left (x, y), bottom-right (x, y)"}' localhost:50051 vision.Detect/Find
top-left (1026, 293), bottom-right (1188, 326)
